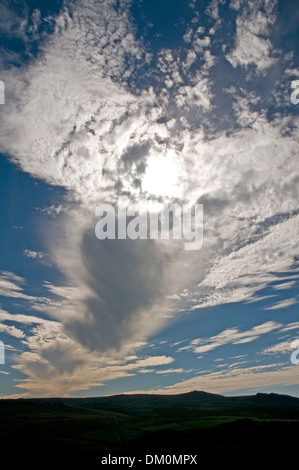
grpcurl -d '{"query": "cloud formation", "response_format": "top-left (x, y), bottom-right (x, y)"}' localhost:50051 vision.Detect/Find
top-left (179, 321), bottom-right (281, 354)
top-left (134, 363), bottom-right (299, 396)
top-left (0, 0), bottom-right (298, 395)
top-left (227, 0), bottom-right (278, 73)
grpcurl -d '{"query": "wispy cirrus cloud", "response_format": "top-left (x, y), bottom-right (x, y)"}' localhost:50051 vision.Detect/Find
top-left (178, 321), bottom-right (281, 355)
top-left (272, 281), bottom-right (297, 290)
top-left (155, 368), bottom-right (191, 375)
top-left (265, 297), bottom-right (298, 310)
top-left (131, 363), bottom-right (298, 396)
top-left (261, 341), bottom-right (292, 355)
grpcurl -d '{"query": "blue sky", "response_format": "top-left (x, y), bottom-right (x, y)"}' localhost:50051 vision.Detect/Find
top-left (0, 0), bottom-right (298, 398)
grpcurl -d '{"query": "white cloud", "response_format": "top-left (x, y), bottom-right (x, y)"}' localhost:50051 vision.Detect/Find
top-left (265, 297), bottom-right (298, 310)
top-left (0, 309), bottom-right (57, 326)
top-left (0, 271), bottom-right (27, 299)
top-left (281, 322), bottom-right (299, 332)
top-left (39, 204), bottom-right (65, 216)
top-left (185, 321), bottom-right (281, 354)
top-left (133, 356), bottom-right (174, 369)
top-left (205, 0), bottom-right (224, 21)
top-left (155, 368), bottom-right (189, 374)
top-left (226, 0), bottom-right (278, 73)
top-left (0, 324), bottom-right (25, 339)
top-left (13, 317), bottom-right (176, 394)
top-left (135, 363), bottom-right (299, 396)
top-left (0, 271), bottom-right (67, 313)
top-left (261, 341), bottom-right (292, 355)
top-left (175, 75), bottom-right (212, 109)
top-left (23, 249), bottom-right (45, 259)
top-left (272, 281), bottom-right (297, 290)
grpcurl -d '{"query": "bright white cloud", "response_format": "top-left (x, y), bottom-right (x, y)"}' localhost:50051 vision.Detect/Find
top-left (226, 0), bottom-right (278, 73)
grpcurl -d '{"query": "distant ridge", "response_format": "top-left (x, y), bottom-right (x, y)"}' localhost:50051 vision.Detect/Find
top-left (2, 389), bottom-right (299, 411)
top-left (2, 389), bottom-right (299, 404)
top-left (0, 390), bottom-right (299, 452)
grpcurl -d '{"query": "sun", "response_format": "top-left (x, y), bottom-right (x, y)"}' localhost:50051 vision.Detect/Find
top-left (141, 152), bottom-right (181, 198)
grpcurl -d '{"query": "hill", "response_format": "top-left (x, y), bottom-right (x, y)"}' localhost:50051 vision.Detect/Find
top-left (1, 390), bottom-right (299, 455)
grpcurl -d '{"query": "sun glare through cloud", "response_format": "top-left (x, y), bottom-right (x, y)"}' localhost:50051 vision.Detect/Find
top-left (141, 153), bottom-right (181, 198)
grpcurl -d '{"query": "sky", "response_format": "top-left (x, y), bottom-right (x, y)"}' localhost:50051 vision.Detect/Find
top-left (0, 0), bottom-right (298, 399)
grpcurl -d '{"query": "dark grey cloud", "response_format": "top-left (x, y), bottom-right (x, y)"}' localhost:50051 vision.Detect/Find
top-left (61, 225), bottom-right (179, 353)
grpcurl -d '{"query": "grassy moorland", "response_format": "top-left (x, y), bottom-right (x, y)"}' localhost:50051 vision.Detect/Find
top-left (0, 391), bottom-right (299, 453)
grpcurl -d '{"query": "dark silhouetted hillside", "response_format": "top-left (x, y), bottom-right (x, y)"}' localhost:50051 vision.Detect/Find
top-left (0, 390), bottom-right (299, 454)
